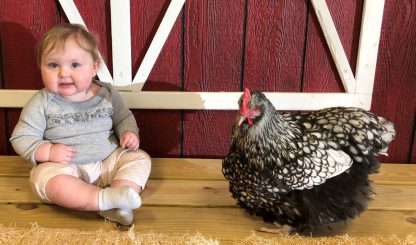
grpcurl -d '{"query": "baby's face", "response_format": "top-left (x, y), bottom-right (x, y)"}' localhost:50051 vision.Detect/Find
top-left (40, 36), bottom-right (99, 101)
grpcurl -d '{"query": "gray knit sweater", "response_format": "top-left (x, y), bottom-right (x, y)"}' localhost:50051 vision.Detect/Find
top-left (10, 81), bottom-right (139, 165)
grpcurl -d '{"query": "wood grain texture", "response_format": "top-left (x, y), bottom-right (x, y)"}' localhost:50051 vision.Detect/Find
top-left (0, 1), bottom-right (415, 162)
top-left (303, 0), bottom-right (363, 93)
top-left (0, 204), bottom-right (415, 240)
top-left (1, 157), bottom-right (415, 210)
top-left (134, 110), bottom-right (182, 157)
top-left (64, 0), bottom-right (112, 71)
top-left (130, 0), bottom-right (183, 157)
top-left (130, 0), bottom-right (182, 88)
top-left (182, 0), bottom-right (244, 157)
top-left (3, 109), bottom-right (20, 155)
top-left (0, 205), bottom-right (414, 239)
top-left (0, 0), bottom-right (56, 90)
top-left (0, 156), bottom-right (415, 183)
top-left (412, 127), bottom-right (416, 162)
top-left (1, 177), bottom-right (415, 211)
top-left (60, 1), bottom-right (183, 157)
top-left (0, 110), bottom-right (6, 154)
top-left (0, 37), bottom-right (4, 154)
top-left (0, 204), bottom-right (276, 241)
top-left (243, 0), bottom-right (307, 92)
top-left (0, 156), bottom-right (415, 239)
top-left (370, 0), bottom-right (416, 163)
top-left (0, 0), bottom-right (57, 154)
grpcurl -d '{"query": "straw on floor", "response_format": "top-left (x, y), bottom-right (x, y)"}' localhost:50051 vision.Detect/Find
top-left (1, 224), bottom-right (415, 245)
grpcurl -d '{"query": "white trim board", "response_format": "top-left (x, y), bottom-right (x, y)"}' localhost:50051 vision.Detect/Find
top-left (0, 90), bottom-right (371, 110)
top-left (0, 0), bottom-right (384, 110)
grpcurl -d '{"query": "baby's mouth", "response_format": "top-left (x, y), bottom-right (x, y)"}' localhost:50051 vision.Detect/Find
top-left (59, 82), bottom-right (74, 87)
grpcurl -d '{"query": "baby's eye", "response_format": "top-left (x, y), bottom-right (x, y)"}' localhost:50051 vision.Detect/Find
top-left (48, 63), bottom-right (59, 69)
top-left (71, 63), bottom-right (81, 68)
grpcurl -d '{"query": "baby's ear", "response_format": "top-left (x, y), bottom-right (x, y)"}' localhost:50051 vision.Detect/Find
top-left (92, 60), bottom-right (100, 75)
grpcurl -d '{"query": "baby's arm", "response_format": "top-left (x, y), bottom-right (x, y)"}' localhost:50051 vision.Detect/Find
top-left (120, 132), bottom-right (140, 150)
top-left (10, 91), bottom-right (49, 165)
top-left (35, 142), bottom-right (76, 164)
top-left (109, 84), bottom-right (140, 150)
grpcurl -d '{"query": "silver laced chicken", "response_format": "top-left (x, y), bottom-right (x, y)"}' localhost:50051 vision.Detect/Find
top-left (222, 88), bottom-right (396, 234)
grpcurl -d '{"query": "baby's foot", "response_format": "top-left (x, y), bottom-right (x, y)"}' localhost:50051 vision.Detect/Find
top-left (98, 186), bottom-right (141, 210)
top-left (98, 208), bottom-right (133, 226)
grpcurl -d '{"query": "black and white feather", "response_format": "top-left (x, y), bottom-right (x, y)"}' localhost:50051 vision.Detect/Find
top-left (222, 89), bottom-right (396, 232)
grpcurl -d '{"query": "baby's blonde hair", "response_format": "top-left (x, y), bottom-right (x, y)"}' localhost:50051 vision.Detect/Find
top-left (37, 23), bottom-right (100, 66)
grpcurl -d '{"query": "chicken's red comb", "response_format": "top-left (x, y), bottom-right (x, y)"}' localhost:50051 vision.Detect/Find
top-left (240, 88), bottom-right (251, 114)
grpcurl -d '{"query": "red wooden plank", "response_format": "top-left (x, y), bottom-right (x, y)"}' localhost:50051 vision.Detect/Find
top-left (182, 0), bottom-right (244, 157)
top-left (0, 37), bottom-right (4, 154)
top-left (4, 109), bottom-right (20, 156)
top-left (0, 110), bottom-right (6, 154)
top-left (131, 1), bottom-right (183, 157)
top-left (0, 0), bottom-right (57, 155)
top-left (60, 1), bottom-right (183, 157)
top-left (62, 0), bottom-right (112, 72)
top-left (371, 0), bottom-right (416, 163)
top-left (411, 127), bottom-right (416, 163)
top-left (132, 110), bottom-right (182, 157)
top-left (243, 0), bottom-right (307, 92)
top-left (303, 1), bottom-right (363, 92)
top-left (0, 0), bottom-right (415, 164)
top-left (0, 1), bottom-right (57, 90)
top-left (131, 0), bottom-right (182, 87)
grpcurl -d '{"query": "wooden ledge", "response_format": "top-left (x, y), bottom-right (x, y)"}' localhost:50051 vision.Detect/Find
top-left (0, 156), bottom-right (415, 241)
top-left (1, 156), bottom-right (415, 183)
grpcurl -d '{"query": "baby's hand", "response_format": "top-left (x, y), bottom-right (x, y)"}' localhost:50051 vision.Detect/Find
top-left (49, 143), bottom-right (76, 164)
top-left (120, 132), bottom-right (140, 150)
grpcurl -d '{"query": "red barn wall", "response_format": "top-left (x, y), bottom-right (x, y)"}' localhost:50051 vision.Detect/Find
top-left (0, 0), bottom-right (415, 163)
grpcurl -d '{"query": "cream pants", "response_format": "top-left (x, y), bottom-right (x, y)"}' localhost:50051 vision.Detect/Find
top-left (29, 147), bottom-right (151, 203)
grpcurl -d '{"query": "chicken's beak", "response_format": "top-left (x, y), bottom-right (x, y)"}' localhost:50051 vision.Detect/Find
top-left (237, 115), bottom-right (247, 126)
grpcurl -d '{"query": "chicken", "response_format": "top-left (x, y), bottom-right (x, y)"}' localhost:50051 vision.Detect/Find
top-left (222, 88), bottom-right (396, 234)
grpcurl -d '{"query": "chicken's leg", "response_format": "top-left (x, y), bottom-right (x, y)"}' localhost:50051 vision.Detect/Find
top-left (257, 222), bottom-right (293, 235)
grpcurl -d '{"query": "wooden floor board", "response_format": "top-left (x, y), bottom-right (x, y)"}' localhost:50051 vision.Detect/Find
top-left (0, 177), bottom-right (415, 210)
top-left (0, 204), bottom-right (414, 240)
top-left (2, 156), bottom-right (415, 183)
top-left (370, 184), bottom-right (416, 210)
top-left (0, 155), bottom-right (415, 240)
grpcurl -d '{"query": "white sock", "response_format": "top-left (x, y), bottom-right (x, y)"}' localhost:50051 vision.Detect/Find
top-left (98, 186), bottom-right (141, 211)
top-left (98, 209), bottom-right (134, 226)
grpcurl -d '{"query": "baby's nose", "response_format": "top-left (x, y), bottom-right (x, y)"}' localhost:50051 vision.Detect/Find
top-left (59, 67), bottom-right (70, 77)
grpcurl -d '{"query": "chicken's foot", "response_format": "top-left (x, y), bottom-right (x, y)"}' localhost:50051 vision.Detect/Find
top-left (257, 222), bottom-right (293, 235)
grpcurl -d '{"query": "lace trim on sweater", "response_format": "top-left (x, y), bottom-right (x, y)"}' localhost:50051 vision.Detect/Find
top-left (47, 107), bottom-right (113, 126)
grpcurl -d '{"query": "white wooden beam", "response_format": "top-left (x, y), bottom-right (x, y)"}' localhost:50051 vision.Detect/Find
top-left (0, 90), bottom-right (371, 110)
top-left (2, 0), bottom-right (384, 112)
top-left (355, 0), bottom-right (385, 94)
top-left (58, 0), bottom-right (113, 84)
top-left (311, 0), bottom-right (356, 93)
top-left (110, 0), bottom-right (132, 88)
top-left (132, 0), bottom-right (185, 91)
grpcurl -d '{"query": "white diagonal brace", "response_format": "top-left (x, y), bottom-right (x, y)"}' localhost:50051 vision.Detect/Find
top-left (311, 0), bottom-right (356, 93)
top-left (132, 0), bottom-right (185, 91)
top-left (58, 0), bottom-right (113, 84)
top-left (355, 0), bottom-right (385, 95)
top-left (110, 0), bottom-right (132, 87)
